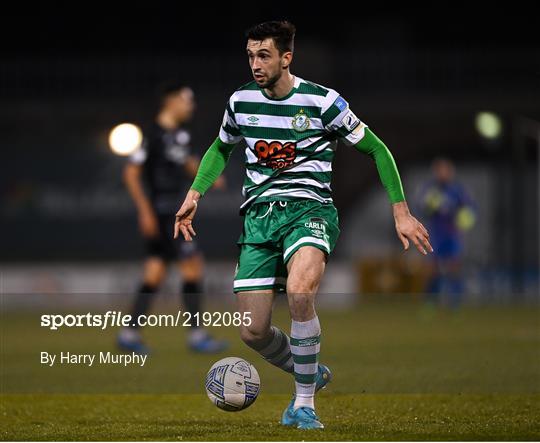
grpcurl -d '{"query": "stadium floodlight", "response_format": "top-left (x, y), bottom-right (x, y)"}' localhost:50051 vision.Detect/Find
top-left (108, 123), bottom-right (143, 156)
top-left (475, 112), bottom-right (502, 140)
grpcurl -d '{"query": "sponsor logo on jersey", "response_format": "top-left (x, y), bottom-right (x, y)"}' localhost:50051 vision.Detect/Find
top-left (254, 140), bottom-right (296, 169)
top-left (342, 110), bottom-right (361, 131)
top-left (292, 109), bottom-right (310, 132)
top-left (334, 96), bottom-right (348, 112)
top-left (247, 116), bottom-right (259, 125)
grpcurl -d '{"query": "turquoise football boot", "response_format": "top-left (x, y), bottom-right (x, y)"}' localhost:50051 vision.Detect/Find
top-left (281, 364), bottom-right (331, 426)
top-left (315, 364), bottom-right (332, 390)
top-left (290, 407), bottom-right (324, 429)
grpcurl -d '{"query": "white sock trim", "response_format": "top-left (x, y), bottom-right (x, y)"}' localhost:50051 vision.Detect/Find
top-left (294, 392), bottom-right (315, 410)
top-left (291, 316), bottom-right (321, 339)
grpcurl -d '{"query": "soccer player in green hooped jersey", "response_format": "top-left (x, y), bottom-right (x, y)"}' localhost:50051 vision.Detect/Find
top-left (174, 20), bottom-right (433, 429)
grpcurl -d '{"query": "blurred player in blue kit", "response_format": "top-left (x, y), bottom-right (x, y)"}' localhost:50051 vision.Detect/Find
top-left (417, 158), bottom-right (476, 306)
top-left (117, 81), bottom-right (228, 354)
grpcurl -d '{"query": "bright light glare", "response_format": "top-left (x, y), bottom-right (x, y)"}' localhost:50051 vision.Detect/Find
top-left (109, 123), bottom-right (142, 155)
top-left (475, 112), bottom-right (502, 139)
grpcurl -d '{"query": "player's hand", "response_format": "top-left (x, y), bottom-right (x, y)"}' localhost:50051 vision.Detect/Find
top-left (138, 207), bottom-right (159, 238)
top-left (174, 190), bottom-right (201, 241)
top-left (393, 201), bottom-right (433, 255)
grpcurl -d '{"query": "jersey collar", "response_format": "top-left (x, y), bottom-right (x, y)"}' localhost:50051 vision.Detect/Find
top-left (260, 76), bottom-right (301, 101)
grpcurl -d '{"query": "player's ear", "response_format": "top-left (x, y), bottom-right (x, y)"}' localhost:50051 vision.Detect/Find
top-left (281, 51), bottom-right (293, 69)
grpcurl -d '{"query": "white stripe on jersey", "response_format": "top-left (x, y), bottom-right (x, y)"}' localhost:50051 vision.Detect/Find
top-left (231, 92), bottom-right (325, 110)
top-left (245, 173), bottom-right (331, 190)
top-left (320, 88), bottom-right (340, 114)
top-left (219, 127), bottom-right (242, 145)
top-left (281, 160), bottom-right (332, 173)
top-left (240, 188), bottom-right (332, 210)
top-left (235, 113), bottom-right (324, 130)
top-left (264, 178), bottom-right (331, 190)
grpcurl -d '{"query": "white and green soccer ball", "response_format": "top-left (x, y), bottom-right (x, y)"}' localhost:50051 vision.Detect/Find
top-left (205, 357), bottom-right (260, 411)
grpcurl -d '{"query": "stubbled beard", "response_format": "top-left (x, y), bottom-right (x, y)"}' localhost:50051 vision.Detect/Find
top-left (257, 71), bottom-right (281, 89)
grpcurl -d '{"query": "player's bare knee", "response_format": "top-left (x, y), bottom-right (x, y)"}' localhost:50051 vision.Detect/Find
top-left (182, 269), bottom-right (203, 282)
top-left (287, 279), bottom-right (318, 295)
top-left (143, 258), bottom-right (167, 286)
top-left (179, 255), bottom-right (204, 281)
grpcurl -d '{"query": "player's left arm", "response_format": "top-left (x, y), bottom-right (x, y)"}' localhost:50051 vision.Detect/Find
top-left (354, 128), bottom-right (433, 255)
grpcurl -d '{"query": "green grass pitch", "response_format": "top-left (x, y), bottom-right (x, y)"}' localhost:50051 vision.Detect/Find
top-left (1, 300), bottom-right (539, 440)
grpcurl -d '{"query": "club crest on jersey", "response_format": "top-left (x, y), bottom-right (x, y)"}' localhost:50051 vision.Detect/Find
top-left (255, 140), bottom-right (296, 169)
top-left (292, 109), bottom-right (310, 132)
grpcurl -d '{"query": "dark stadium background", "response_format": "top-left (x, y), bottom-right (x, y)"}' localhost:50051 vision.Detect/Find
top-left (1, 6), bottom-right (539, 440)
top-left (1, 6), bottom-right (538, 293)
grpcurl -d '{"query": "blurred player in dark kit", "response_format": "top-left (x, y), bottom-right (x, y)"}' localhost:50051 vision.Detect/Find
top-left (417, 158), bottom-right (476, 307)
top-left (118, 81), bottom-right (227, 354)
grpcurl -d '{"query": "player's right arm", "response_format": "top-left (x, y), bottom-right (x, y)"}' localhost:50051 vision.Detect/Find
top-left (174, 97), bottom-right (241, 241)
top-left (123, 151), bottom-right (159, 238)
top-left (174, 138), bottom-right (236, 241)
top-left (322, 92), bottom-right (432, 255)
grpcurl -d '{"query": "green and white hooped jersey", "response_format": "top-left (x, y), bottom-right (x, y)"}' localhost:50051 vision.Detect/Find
top-left (219, 76), bottom-right (367, 212)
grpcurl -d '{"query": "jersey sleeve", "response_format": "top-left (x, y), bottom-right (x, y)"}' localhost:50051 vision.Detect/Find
top-left (128, 138), bottom-right (148, 165)
top-left (218, 95), bottom-right (243, 145)
top-left (321, 92), bottom-right (367, 146)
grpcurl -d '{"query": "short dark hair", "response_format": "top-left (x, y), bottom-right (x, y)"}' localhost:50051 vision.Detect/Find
top-left (158, 80), bottom-right (188, 100)
top-left (245, 21), bottom-right (296, 54)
